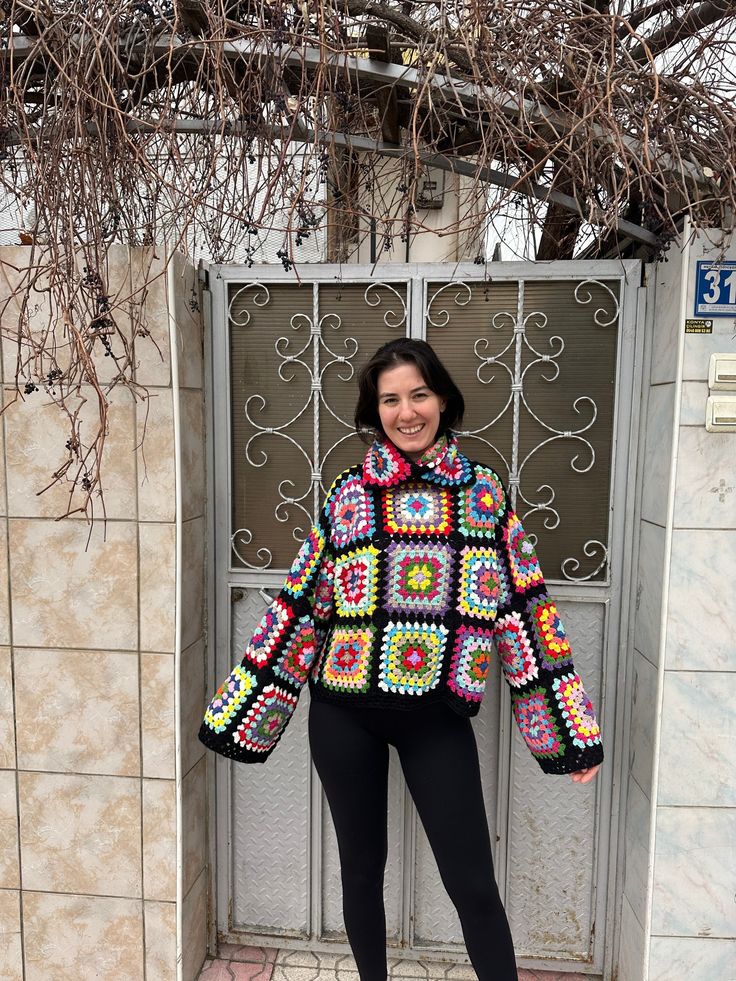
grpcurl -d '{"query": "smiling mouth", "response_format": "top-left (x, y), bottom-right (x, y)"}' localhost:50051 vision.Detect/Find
top-left (397, 424), bottom-right (424, 435)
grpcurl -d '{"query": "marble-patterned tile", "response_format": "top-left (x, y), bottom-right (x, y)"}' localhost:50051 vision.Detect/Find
top-left (132, 248), bottom-right (171, 387)
top-left (629, 649), bottom-right (658, 797)
top-left (622, 774), bottom-right (651, 926)
top-left (180, 388), bottom-right (206, 521)
top-left (182, 865), bottom-right (208, 981)
top-left (679, 381), bottom-right (709, 426)
top-left (172, 251), bottom-right (204, 391)
top-left (141, 653), bottom-right (175, 778)
top-left (22, 890), bottom-right (144, 981)
top-left (0, 250), bottom-right (58, 383)
top-left (137, 388), bottom-right (176, 522)
top-left (633, 520), bottom-right (665, 670)
top-left (19, 771), bottom-right (141, 897)
top-left (617, 897), bottom-right (646, 981)
top-left (666, 529), bottom-right (736, 671)
top-left (3, 384), bottom-right (137, 520)
top-left (649, 936), bottom-right (736, 981)
top-left (0, 647), bottom-right (15, 769)
top-left (650, 245), bottom-right (685, 385)
top-left (145, 899), bottom-right (177, 981)
top-left (139, 522), bottom-right (176, 653)
top-left (142, 778), bottom-right (177, 902)
top-left (15, 648), bottom-right (139, 776)
top-left (651, 805), bottom-right (736, 938)
top-left (640, 383), bottom-right (676, 527)
top-left (673, 426), bottom-right (736, 529)
top-left (181, 638), bottom-right (206, 778)
top-left (95, 244), bottom-right (134, 387)
top-left (0, 772), bottom-right (19, 888)
top-left (0, 522), bottom-right (9, 646)
top-left (9, 518), bottom-right (138, 650)
top-left (682, 317), bottom-right (736, 384)
top-left (0, 888), bottom-right (23, 981)
top-left (182, 516), bottom-right (205, 650)
top-left (0, 388), bottom-right (7, 516)
top-left (182, 755), bottom-right (207, 898)
top-left (658, 670), bottom-right (735, 806)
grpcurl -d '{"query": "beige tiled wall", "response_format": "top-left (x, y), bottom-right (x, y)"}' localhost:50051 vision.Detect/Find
top-left (0, 245), bottom-right (208, 980)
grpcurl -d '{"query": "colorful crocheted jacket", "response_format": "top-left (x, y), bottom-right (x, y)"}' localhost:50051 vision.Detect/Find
top-left (199, 433), bottom-right (604, 775)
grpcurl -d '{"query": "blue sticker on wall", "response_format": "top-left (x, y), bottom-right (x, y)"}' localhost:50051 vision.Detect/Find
top-left (695, 260), bottom-right (736, 316)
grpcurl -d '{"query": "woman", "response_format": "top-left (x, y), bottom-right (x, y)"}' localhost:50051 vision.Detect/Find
top-left (200, 338), bottom-right (603, 981)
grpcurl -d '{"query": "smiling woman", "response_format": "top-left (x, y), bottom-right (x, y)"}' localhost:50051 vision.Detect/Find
top-left (200, 335), bottom-right (603, 981)
top-left (377, 363), bottom-right (446, 458)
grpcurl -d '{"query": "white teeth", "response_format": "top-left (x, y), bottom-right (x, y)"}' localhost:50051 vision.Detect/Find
top-left (398, 425), bottom-right (423, 435)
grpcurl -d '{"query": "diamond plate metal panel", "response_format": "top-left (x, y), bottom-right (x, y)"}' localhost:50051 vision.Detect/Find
top-left (231, 588), bottom-right (311, 934)
top-left (504, 600), bottom-right (604, 961)
top-left (320, 747), bottom-right (406, 943)
top-left (412, 681), bottom-right (502, 947)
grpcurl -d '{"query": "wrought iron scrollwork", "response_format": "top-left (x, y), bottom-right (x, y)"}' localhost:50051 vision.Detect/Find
top-left (230, 281), bottom-right (406, 566)
top-left (427, 278), bottom-right (619, 580)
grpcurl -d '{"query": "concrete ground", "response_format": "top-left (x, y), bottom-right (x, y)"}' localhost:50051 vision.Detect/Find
top-left (197, 944), bottom-right (596, 981)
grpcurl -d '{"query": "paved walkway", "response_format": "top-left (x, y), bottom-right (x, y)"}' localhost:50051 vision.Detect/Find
top-left (197, 944), bottom-right (596, 981)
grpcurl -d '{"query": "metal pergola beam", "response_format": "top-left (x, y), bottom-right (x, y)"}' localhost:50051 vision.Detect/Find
top-left (4, 32), bottom-right (706, 187)
top-left (2, 33), bottom-right (683, 247)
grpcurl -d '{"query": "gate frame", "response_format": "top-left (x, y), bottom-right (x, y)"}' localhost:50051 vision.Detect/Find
top-left (201, 259), bottom-right (643, 978)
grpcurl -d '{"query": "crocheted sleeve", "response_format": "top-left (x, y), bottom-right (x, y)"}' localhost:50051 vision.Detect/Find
top-left (198, 508), bottom-right (334, 764)
top-left (491, 499), bottom-right (604, 775)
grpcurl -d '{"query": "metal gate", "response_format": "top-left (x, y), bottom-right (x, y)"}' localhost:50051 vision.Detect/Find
top-left (204, 260), bottom-right (641, 976)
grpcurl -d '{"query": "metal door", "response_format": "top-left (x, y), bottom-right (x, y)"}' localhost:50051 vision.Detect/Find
top-left (204, 260), bottom-right (641, 975)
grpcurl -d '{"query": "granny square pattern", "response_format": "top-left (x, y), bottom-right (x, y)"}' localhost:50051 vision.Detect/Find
top-left (322, 626), bottom-right (375, 692)
top-left (504, 513), bottom-right (544, 592)
top-left (233, 684), bottom-right (299, 753)
top-left (274, 617), bottom-right (319, 686)
top-left (203, 665), bottom-right (257, 733)
top-left (284, 525), bottom-right (325, 597)
top-left (457, 546), bottom-right (500, 619)
top-left (313, 557), bottom-right (335, 621)
top-left (552, 673), bottom-right (602, 749)
top-left (447, 625), bottom-right (495, 701)
top-left (363, 439), bottom-right (412, 487)
top-left (245, 597), bottom-right (293, 667)
top-left (379, 621), bottom-right (448, 694)
top-left (382, 483), bottom-right (452, 535)
top-left (384, 541), bottom-right (454, 614)
top-left (512, 688), bottom-right (565, 759)
top-left (200, 432), bottom-right (604, 774)
top-left (459, 468), bottom-right (505, 538)
top-left (495, 549), bottom-right (514, 609)
top-left (494, 612), bottom-right (539, 688)
top-left (334, 545), bottom-right (380, 617)
top-left (327, 474), bottom-right (376, 548)
top-left (528, 597), bottom-right (573, 669)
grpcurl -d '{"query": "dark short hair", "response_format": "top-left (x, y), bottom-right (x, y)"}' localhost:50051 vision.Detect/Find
top-left (354, 338), bottom-right (465, 440)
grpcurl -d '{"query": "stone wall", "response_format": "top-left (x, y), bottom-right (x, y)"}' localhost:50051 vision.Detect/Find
top-left (0, 246), bottom-right (208, 980)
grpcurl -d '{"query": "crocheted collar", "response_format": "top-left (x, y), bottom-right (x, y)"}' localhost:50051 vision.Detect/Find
top-left (361, 431), bottom-right (473, 488)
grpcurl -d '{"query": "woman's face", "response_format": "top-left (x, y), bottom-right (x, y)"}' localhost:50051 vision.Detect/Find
top-left (376, 361), bottom-right (446, 461)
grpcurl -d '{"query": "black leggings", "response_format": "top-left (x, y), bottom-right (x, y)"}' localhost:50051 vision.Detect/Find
top-left (308, 698), bottom-right (518, 981)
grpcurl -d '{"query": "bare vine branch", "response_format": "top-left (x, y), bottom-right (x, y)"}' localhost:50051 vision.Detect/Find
top-left (0, 0), bottom-right (733, 518)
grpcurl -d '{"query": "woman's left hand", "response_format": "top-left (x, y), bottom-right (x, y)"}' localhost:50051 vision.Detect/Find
top-left (569, 764), bottom-right (601, 784)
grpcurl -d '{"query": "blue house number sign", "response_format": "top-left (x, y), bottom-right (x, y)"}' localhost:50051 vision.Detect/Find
top-left (695, 260), bottom-right (736, 316)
